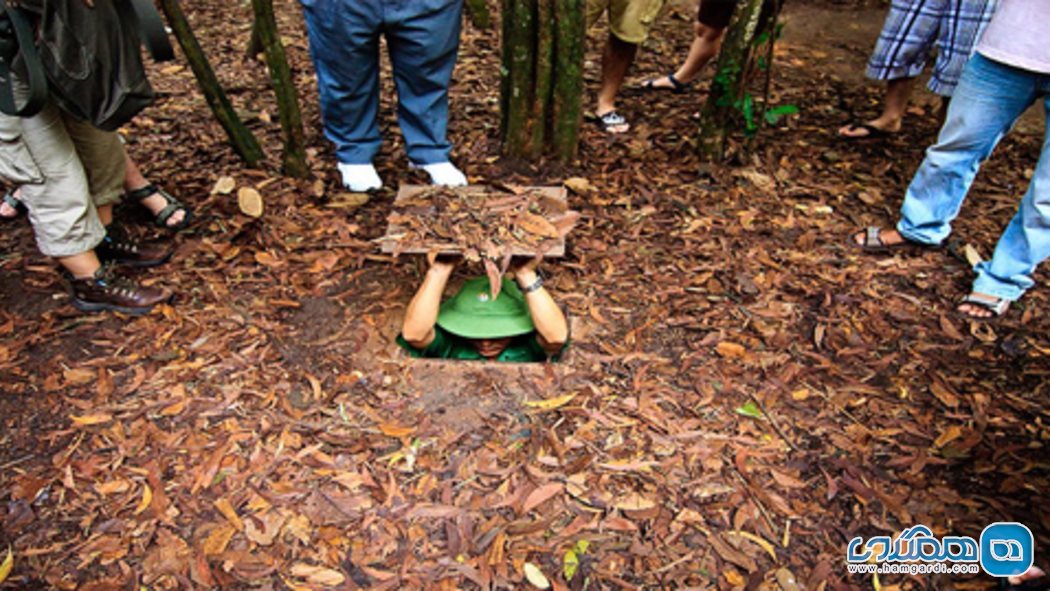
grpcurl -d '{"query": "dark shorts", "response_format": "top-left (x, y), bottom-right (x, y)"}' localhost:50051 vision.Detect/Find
top-left (697, 0), bottom-right (736, 29)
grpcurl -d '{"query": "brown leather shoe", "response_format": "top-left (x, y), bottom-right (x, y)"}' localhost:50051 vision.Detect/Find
top-left (68, 266), bottom-right (172, 315)
top-left (96, 224), bottom-right (172, 267)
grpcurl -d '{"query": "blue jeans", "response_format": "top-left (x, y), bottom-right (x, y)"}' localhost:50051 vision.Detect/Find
top-left (300, 0), bottom-right (462, 165)
top-left (897, 54), bottom-right (1050, 301)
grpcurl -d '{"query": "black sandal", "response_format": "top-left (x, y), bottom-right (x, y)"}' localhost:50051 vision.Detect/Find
top-left (596, 110), bottom-right (629, 134)
top-left (639, 73), bottom-right (689, 94)
top-left (838, 121), bottom-right (895, 140)
top-left (126, 184), bottom-right (193, 231)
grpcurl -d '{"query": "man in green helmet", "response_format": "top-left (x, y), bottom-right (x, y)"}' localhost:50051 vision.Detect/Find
top-left (398, 256), bottom-right (569, 362)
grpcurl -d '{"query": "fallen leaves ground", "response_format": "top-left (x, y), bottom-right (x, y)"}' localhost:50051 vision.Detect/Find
top-left (1, 0), bottom-right (1048, 589)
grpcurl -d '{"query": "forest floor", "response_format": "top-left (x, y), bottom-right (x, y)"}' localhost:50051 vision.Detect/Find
top-left (1, 1), bottom-right (1048, 589)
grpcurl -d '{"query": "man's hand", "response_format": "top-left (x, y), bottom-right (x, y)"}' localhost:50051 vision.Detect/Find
top-left (511, 254), bottom-right (543, 285)
top-left (426, 252), bottom-right (459, 277)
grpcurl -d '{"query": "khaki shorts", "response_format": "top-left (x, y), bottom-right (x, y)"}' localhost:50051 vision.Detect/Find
top-left (0, 98), bottom-right (126, 258)
top-left (586, 0), bottom-right (667, 44)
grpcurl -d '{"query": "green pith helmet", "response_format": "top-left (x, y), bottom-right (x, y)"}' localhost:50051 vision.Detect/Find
top-left (437, 276), bottom-right (534, 339)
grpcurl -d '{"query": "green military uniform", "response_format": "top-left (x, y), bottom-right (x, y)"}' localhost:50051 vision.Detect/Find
top-left (397, 327), bottom-right (553, 362)
top-left (398, 276), bottom-right (565, 362)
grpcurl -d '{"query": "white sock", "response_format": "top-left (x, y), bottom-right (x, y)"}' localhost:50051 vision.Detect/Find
top-left (414, 162), bottom-right (467, 187)
top-left (338, 163), bottom-right (382, 192)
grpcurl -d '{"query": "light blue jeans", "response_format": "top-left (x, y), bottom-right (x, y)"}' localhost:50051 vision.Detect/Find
top-left (300, 0), bottom-right (463, 165)
top-left (897, 54), bottom-right (1050, 301)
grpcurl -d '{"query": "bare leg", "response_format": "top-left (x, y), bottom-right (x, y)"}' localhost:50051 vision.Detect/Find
top-left (597, 33), bottom-right (637, 133)
top-left (839, 77), bottom-right (916, 137)
top-left (57, 251), bottom-right (102, 279)
top-left (124, 152), bottom-right (186, 227)
top-left (97, 203), bottom-right (113, 227)
top-left (647, 21), bottom-right (725, 89)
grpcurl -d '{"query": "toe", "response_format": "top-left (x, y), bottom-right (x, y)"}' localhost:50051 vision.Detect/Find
top-left (166, 209), bottom-right (186, 227)
top-left (957, 303), bottom-right (992, 318)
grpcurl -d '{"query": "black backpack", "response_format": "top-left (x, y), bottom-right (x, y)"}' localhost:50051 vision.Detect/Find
top-left (0, 0), bottom-right (173, 129)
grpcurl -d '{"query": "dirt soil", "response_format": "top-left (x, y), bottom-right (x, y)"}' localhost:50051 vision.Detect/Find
top-left (1, 1), bottom-right (1047, 590)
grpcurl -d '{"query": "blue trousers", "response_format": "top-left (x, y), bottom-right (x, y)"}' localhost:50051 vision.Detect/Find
top-left (301, 0), bottom-right (463, 165)
top-left (897, 54), bottom-right (1050, 301)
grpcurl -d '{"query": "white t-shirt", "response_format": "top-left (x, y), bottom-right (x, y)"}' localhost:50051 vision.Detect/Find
top-left (976, 0), bottom-right (1050, 74)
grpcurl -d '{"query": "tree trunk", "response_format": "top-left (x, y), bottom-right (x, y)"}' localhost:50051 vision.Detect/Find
top-left (246, 16), bottom-right (264, 59)
top-left (158, 0), bottom-right (265, 166)
top-left (501, 0), bottom-right (536, 158)
top-left (698, 0), bottom-right (783, 161)
top-left (250, 0), bottom-right (309, 178)
top-left (550, 0), bottom-right (584, 161)
top-left (500, 0), bottom-right (583, 162)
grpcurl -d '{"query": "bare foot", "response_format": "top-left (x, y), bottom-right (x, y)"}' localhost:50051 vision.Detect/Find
top-left (838, 118), bottom-right (902, 138)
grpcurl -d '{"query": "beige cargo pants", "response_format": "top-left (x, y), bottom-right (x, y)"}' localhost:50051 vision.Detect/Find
top-left (0, 94), bottom-right (126, 258)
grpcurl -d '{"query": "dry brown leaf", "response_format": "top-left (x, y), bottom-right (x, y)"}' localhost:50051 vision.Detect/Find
top-left (563, 177), bottom-right (593, 194)
top-left (522, 483), bottom-right (563, 513)
top-left (716, 341), bottom-right (747, 359)
top-left (213, 498), bottom-right (245, 531)
top-left (70, 413), bottom-right (112, 426)
top-left (516, 212), bottom-right (560, 239)
top-left (201, 524), bottom-right (237, 556)
top-left (290, 564), bottom-right (345, 587)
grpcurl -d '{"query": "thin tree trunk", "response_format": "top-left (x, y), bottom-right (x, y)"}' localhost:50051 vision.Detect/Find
top-left (501, 0), bottom-right (583, 162)
top-left (246, 17), bottom-right (264, 59)
top-left (501, 0), bottom-right (536, 158)
top-left (697, 0), bottom-right (772, 161)
top-left (527, 0), bottom-right (553, 157)
top-left (550, 0), bottom-right (584, 161)
top-left (158, 0), bottom-right (264, 166)
top-left (250, 0), bottom-right (309, 178)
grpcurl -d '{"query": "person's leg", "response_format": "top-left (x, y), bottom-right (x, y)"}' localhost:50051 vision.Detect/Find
top-left (9, 102), bottom-right (107, 259)
top-left (853, 55), bottom-right (1036, 248)
top-left (646, 21), bottom-right (725, 89)
top-left (385, 0), bottom-right (467, 185)
top-left (926, 0), bottom-right (997, 98)
top-left (894, 55), bottom-right (1037, 245)
top-left (596, 0), bottom-right (662, 131)
top-left (645, 0), bottom-right (730, 90)
top-left (64, 114), bottom-right (171, 267)
top-left (302, 0), bottom-right (383, 189)
top-left (840, 0), bottom-right (942, 137)
top-left (674, 21), bottom-right (725, 84)
top-left (597, 34), bottom-right (638, 132)
top-left (4, 104), bottom-right (170, 313)
top-left (839, 75), bottom-right (919, 138)
top-left (963, 88), bottom-right (1050, 315)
